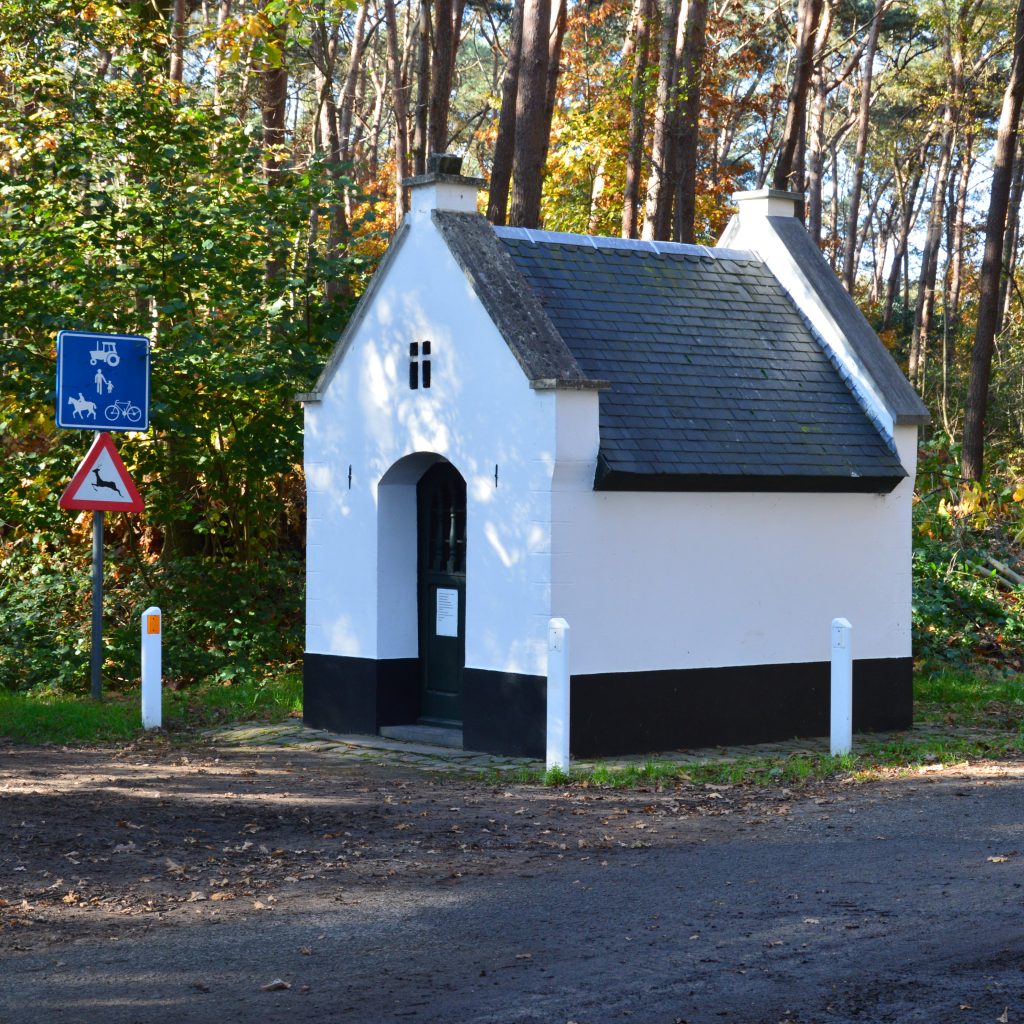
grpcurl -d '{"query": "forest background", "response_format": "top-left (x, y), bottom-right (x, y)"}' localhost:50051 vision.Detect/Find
top-left (4, 0), bottom-right (1024, 711)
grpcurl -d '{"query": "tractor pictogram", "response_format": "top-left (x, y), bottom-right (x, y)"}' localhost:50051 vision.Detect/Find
top-left (89, 340), bottom-right (121, 367)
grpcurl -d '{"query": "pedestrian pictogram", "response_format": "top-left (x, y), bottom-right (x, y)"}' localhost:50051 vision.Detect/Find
top-left (59, 433), bottom-right (144, 512)
top-left (56, 331), bottom-right (150, 432)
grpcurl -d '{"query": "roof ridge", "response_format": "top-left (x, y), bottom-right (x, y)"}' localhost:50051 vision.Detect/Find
top-left (432, 211), bottom-right (604, 389)
top-left (493, 225), bottom-right (757, 262)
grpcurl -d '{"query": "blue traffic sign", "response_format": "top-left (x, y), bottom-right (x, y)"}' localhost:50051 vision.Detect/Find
top-left (56, 331), bottom-right (150, 432)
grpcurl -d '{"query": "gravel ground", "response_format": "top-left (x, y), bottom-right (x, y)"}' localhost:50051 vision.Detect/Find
top-left (2, 741), bottom-right (1024, 1023)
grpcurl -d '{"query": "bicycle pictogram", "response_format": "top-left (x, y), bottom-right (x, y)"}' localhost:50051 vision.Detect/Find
top-left (104, 399), bottom-right (142, 424)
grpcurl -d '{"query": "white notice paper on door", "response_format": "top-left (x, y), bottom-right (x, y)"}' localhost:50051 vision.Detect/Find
top-left (436, 588), bottom-right (458, 637)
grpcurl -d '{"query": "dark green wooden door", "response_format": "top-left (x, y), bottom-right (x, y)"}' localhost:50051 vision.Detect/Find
top-left (417, 462), bottom-right (466, 725)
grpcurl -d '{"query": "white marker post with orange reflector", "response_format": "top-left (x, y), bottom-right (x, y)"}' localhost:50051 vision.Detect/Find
top-left (141, 607), bottom-right (162, 729)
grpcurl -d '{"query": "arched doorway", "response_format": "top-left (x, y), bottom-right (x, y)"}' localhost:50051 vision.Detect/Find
top-left (416, 461), bottom-right (466, 724)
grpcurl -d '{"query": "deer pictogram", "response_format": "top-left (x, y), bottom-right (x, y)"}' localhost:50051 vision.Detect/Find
top-left (91, 468), bottom-right (123, 497)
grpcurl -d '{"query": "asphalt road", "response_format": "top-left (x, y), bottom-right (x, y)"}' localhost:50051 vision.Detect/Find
top-left (3, 750), bottom-right (1024, 1024)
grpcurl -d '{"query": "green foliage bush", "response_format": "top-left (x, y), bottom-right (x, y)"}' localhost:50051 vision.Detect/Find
top-left (0, 547), bottom-right (302, 695)
top-left (912, 436), bottom-right (1024, 673)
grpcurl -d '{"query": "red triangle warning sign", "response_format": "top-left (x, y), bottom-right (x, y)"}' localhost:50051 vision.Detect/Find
top-left (59, 433), bottom-right (144, 513)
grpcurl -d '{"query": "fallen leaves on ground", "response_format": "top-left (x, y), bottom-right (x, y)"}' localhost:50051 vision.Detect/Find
top-left (260, 978), bottom-right (291, 992)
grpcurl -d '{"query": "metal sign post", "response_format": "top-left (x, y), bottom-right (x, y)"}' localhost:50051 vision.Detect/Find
top-left (91, 504), bottom-right (104, 700)
top-left (60, 433), bottom-right (144, 701)
top-left (56, 328), bottom-right (150, 702)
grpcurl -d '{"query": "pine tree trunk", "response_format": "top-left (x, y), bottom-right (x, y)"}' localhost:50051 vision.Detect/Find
top-left (543, 0), bottom-right (568, 132)
top-left (312, 12), bottom-right (350, 303)
top-left (349, 45), bottom-right (368, 177)
top-left (946, 134), bottom-right (973, 336)
top-left (170, 0), bottom-right (187, 85)
top-left (871, 197), bottom-right (893, 303)
top-left (673, 0), bottom-right (708, 244)
top-left (998, 137), bottom-right (1024, 333)
top-left (882, 142), bottom-right (926, 331)
top-left (772, 0), bottom-right (824, 192)
top-left (621, 0), bottom-right (653, 238)
top-left (260, 9), bottom-right (288, 282)
top-left (852, 177), bottom-right (888, 290)
top-left (962, 0), bottom-right (1024, 481)
top-left (828, 140), bottom-right (839, 266)
top-left (412, 0), bottom-right (431, 175)
top-left (508, 0), bottom-right (552, 228)
top-left (841, 0), bottom-right (885, 293)
top-left (428, 0), bottom-right (454, 153)
top-left (908, 110), bottom-right (953, 393)
top-left (338, 3), bottom-right (369, 165)
top-left (260, 25), bottom-right (288, 186)
top-left (588, 163), bottom-right (607, 233)
top-left (805, 0), bottom-right (833, 244)
top-left (641, 0), bottom-right (683, 240)
top-left (385, 0), bottom-right (410, 227)
top-left (367, 64), bottom-right (386, 176)
top-left (487, 0), bottom-right (524, 224)
top-left (451, 0), bottom-right (466, 83)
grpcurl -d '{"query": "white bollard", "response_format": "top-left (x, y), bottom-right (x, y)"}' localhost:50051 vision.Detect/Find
top-left (546, 618), bottom-right (570, 773)
top-left (141, 606), bottom-right (162, 730)
top-left (830, 617), bottom-right (852, 756)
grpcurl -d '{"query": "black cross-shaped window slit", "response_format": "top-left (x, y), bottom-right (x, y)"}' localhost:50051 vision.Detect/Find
top-left (409, 341), bottom-right (432, 389)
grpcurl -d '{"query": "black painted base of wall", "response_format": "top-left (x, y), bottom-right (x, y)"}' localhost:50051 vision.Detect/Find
top-left (303, 654), bottom-right (913, 759)
top-left (303, 654), bottom-right (419, 734)
top-left (568, 657), bottom-right (912, 758)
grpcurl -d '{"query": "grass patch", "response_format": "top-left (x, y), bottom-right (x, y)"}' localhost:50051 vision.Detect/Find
top-left (0, 689), bottom-right (142, 744)
top-left (915, 668), bottom-right (1024, 724)
top-left (524, 753), bottom-right (868, 790)
top-left (506, 687), bottom-right (1024, 792)
top-left (520, 733), bottom-right (1024, 790)
top-left (0, 670), bottom-right (303, 745)
top-left (170, 670), bottom-right (304, 727)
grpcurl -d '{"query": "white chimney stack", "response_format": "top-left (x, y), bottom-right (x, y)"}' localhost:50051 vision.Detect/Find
top-left (403, 152), bottom-right (485, 219)
top-left (732, 187), bottom-right (803, 220)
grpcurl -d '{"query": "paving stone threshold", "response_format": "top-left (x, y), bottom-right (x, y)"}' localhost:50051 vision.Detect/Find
top-left (206, 720), bottom-right (1008, 776)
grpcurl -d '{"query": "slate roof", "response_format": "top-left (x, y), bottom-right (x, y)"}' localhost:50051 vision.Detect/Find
top-left (762, 216), bottom-right (930, 427)
top-left (492, 227), bottom-right (908, 493)
top-left (431, 212), bottom-right (598, 387)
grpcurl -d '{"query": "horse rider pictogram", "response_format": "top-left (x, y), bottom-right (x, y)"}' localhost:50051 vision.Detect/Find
top-left (68, 393), bottom-right (97, 419)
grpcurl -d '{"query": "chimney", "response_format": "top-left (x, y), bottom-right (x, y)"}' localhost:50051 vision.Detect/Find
top-left (403, 153), bottom-right (486, 218)
top-left (731, 187), bottom-right (803, 220)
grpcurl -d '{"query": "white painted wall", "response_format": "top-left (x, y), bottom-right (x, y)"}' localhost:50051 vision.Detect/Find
top-left (304, 203), bottom-right (559, 677)
top-left (550, 417), bottom-right (918, 675)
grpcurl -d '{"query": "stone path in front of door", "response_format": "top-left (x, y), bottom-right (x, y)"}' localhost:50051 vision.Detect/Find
top-left (206, 719), bottom-right (1011, 777)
